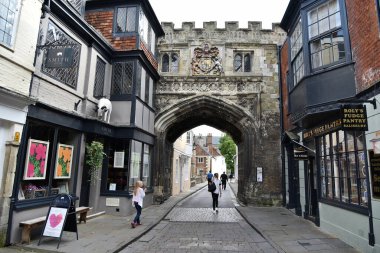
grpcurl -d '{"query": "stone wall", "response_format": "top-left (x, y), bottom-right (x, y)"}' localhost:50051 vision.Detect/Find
top-left (155, 21), bottom-right (286, 205)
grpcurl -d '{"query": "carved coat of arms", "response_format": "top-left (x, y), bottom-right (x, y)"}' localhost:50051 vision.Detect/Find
top-left (191, 43), bottom-right (224, 76)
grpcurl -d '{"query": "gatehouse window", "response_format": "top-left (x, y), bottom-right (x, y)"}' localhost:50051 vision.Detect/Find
top-left (234, 52), bottom-right (252, 72)
top-left (161, 53), bottom-right (179, 73)
top-left (93, 57), bottom-right (106, 98)
top-left (318, 130), bottom-right (367, 208)
top-left (18, 120), bottom-right (79, 201)
top-left (290, 19), bottom-right (304, 85)
top-left (115, 6), bottom-right (137, 33)
top-left (308, 0), bottom-right (345, 70)
top-left (0, 0), bottom-right (21, 48)
top-left (41, 21), bottom-right (81, 88)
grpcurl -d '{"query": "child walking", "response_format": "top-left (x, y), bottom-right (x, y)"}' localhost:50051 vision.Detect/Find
top-left (131, 180), bottom-right (146, 228)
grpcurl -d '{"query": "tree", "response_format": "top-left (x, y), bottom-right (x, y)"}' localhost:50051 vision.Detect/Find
top-left (218, 134), bottom-right (236, 174)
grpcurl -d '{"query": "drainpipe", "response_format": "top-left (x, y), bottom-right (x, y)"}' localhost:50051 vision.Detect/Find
top-left (364, 143), bottom-right (375, 246)
top-left (277, 45), bottom-right (286, 207)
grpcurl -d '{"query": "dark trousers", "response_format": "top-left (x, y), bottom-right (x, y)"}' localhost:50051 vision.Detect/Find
top-left (212, 193), bottom-right (219, 210)
top-left (221, 180), bottom-right (227, 190)
top-left (133, 202), bottom-right (142, 224)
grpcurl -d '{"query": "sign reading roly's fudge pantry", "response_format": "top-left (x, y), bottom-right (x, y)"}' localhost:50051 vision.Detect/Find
top-left (303, 105), bottom-right (368, 140)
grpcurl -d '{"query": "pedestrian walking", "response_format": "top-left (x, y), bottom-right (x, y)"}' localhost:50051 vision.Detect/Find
top-left (131, 180), bottom-right (146, 228)
top-left (211, 173), bottom-right (221, 213)
top-left (221, 171), bottom-right (228, 190)
top-left (206, 170), bottom-right (213, 182)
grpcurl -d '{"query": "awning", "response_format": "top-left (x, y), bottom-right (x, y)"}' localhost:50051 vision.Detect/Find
top-left (283, 131), bottom-right (315, 154)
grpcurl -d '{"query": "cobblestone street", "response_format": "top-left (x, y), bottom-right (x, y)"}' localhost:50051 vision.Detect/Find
top-left (121, 185), bottom-right (279, 253)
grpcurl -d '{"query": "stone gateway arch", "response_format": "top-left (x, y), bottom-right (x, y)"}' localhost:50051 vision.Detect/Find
top-left (153, 21), bottom-right (286, 205)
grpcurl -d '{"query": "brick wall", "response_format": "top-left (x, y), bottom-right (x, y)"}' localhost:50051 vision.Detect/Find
top-left (346, 0), bottom-right (380, 92)
top-left (280, 39), bottom-right (293, 131)
top-left (85, 10), bottom-right (158, 70)
top-left (85, 10), bottom-right (137, 51)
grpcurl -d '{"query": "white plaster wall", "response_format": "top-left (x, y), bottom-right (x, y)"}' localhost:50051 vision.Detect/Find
top-left (319, 203), bottom-right (379, 253)
top-left (0, 0), bottom-right (42, 95)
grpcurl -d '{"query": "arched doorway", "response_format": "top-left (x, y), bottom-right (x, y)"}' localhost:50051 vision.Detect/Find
top-left (154, 94), bottom-right (281, 205)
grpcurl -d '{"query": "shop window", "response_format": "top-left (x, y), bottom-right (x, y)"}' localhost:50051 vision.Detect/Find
top-left (129, 140), bottom-right (141, 191)
top-left (142, 144), bottom-right (151, 188)
top-left (318, 130), bottom-right (367, 207)
top-left (111, 61), bottom-right (133, 95)
top-left (93, 57), bottom-right (106, 98)
top-left (18, 121), bottom-right (79, 201)
top-left (106, 140), bottom-right (130, 192)
top-left (234, 53), bottom-right (252, 72)
top-left (307, 0), bottom-right (345, 70)
top-left (41, 21), bottom-right (81, 88)
top-left (115, 6), bottom-right (137, 33)
top-left (0, 0), bottom-right (21, 48)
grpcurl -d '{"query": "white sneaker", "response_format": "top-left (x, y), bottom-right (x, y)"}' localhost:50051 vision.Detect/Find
top-left (212, 210), bottom-right (216, 214)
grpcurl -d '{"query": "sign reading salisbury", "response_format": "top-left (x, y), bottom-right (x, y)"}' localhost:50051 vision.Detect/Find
top-left (341, 105), bottom-right (368, 131)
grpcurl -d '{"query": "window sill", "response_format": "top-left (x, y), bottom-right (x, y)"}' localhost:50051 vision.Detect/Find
top-left (319, 198), bottom-right (368, 215)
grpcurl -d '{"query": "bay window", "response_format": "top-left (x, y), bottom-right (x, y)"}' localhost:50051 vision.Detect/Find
top-left (308, 0), bottom-right (345, 70)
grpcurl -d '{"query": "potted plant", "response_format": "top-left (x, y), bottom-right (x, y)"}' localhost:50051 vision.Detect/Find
top-left (85, 141), bottom-right (105, 184)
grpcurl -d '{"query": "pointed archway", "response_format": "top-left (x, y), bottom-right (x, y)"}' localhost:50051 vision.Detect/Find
top-left (154, 94), bottom-right (281, 205)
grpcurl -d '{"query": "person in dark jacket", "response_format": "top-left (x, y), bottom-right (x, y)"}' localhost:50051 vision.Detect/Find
top-left (220, 171), bottom-right (228, 190)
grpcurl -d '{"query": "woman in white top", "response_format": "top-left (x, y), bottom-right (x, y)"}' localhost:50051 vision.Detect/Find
top-left (131, 180), bottom-right (146, 228)
top-left (211, 173), bottom-right (222, 213)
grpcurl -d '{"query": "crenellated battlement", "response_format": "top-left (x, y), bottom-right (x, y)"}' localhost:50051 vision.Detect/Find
top-left (160, 21), bottom-right (286, 45)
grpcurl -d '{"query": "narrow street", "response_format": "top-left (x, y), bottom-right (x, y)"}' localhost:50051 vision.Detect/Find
top-left (121, 184), bottom-right (279, 253)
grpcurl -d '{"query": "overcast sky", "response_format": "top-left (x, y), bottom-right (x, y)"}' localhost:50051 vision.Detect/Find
top-left (149, 0), bottom-right (290, 29)
top-left (149, 0), bottom-right (290, 136)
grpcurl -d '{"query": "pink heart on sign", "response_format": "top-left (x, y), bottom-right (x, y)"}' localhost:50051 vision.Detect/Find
top-left (49, 213), bottom-right (63, 228)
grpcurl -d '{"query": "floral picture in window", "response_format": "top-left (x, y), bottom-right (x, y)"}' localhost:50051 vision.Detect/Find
top-left (24, 139), bottom-right (49, 180)
top-left (54, 144), bottom-right (74, 179)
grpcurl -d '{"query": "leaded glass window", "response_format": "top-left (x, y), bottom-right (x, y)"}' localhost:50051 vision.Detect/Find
top-left (234, 54), bottom-right (242, 72)
top-left (42, 22), bottom-right (81, 88)
top-left (234, 53), bottom-right (252, 72)
top-left (243, 54), bottom-right (251, 72)
top-left (111, 61), bottom-right (133, 95)
top-left (290, 19), bottom-right (304, 86)
top-left (171, 53), bottom-right (179, 73)
top-left (162, 54), bottom-right (169, 72)
top-left (115, 7), bottom-right (136, 33)
top-left (0, 0), bottom-right (21, 47)
top-left (67, 0), bottom-right (84, 14)
top-left (93, 57), bottom-right (106, 98)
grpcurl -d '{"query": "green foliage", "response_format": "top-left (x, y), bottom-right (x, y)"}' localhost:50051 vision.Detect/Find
top-left (85, 141), bottom-right (105, 183)
top-left (218, 134), bottom-right (236, 173)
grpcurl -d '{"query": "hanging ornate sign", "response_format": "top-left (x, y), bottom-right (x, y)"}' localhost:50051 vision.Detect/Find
top-left (341, 105), bottom-right (368, 131)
